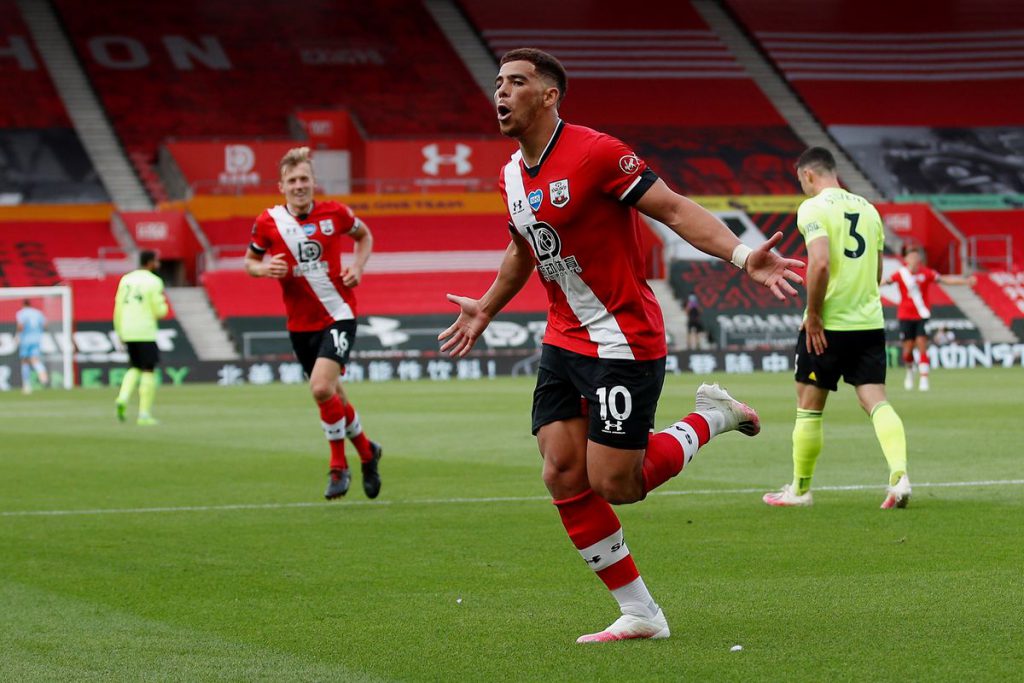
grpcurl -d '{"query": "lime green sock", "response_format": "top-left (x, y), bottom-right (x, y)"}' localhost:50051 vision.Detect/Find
top-left (791, 409), bottom-right (823, 495)
top-left (138, 371), bottom-right (156, 417)
top-left (117, 367), bottom-right (141, 404)
top-left (871, 402), bottom-right (907, 486)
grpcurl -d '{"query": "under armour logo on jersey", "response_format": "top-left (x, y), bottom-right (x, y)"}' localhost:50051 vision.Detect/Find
top-left (422, 143), bottom-right (472, 176)
top-left (512, 199), bottom-right (524, 214)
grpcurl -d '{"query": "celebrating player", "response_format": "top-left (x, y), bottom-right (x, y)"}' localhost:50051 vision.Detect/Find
top-left (15, 299), bottom-right (49, 394)
top-left (439, 49), bottom-right (804, 643)
top-left (246, 147), bottom-right (382, 500)
top-left (114, 250), bottom-right (169, 425)
top-left (885, 246), bottom-right (975, 391)
top-left (763, 147), bottom-right (911, 510)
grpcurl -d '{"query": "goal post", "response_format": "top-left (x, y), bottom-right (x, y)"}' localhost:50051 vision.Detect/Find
top-left (0, 285), bottom-right (74, 390)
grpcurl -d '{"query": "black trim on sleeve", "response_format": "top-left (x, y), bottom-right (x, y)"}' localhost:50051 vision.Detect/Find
top-left (621, 168), bottom-right (659, 206)
top-left (249, 242), bottom-right (267, 254)
top-left (507, 221), bottom-right (517, 236)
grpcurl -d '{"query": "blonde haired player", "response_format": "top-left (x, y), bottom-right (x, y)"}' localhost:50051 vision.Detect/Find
top-left (246, 147), bottom-right (382, 500)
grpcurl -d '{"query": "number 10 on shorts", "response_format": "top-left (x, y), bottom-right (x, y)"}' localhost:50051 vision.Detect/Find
top-left (597, 385), bottom-right (633, 431)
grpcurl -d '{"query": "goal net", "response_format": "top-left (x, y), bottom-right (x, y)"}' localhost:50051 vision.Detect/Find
top-left (0, 286), bottom-right (74, 390)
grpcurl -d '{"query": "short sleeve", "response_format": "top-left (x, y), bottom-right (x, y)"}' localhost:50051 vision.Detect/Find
top-left (250, 213), bottom-right (271, 253)
top-left (588, 133), bottom-right (658, 205)
top-left (337, 204), bottom-right (358, 235)
top-left (797, 200), bottom-right (827, 244)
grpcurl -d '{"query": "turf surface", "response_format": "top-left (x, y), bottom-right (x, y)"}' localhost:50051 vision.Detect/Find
top-left (1, 368), bottom-right (1021, 681)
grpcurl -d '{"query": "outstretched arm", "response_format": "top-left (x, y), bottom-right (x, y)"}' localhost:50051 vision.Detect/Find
top-left (634, 179), bottom-right (804, 299)
top-left (439, 232), bottom-right (535, 357)
top-left (938, 274), bottom-right (976, 286)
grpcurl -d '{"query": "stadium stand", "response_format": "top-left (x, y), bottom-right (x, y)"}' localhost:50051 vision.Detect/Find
top-left (973, 271), bottom-right (1024, 338)
top-left (0, 219), bottom-right (120, 286)
top-left (0, 0), bottom-right (107, 203)
top-left (458, 0), bottom-right (805, 195)
top-left (944, 209), bottom-right (1024, 272)
top-left (727, 0), bottom-right (1024, 127)
top-left (51, 0), bottom-right (495, 166)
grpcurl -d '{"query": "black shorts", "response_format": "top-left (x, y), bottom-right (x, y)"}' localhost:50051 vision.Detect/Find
top-left (531, 344), bottom-right (666, 450)
top-left (125, 341), bottom-right (159, 371)
top-left (795, 329), bottom-right (886, 391)
top-left (899, 319), bottom-right (929, 341)
top-left (289, 319), bottom-right (357, 377)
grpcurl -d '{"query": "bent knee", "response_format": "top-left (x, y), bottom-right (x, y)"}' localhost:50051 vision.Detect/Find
top-left (310, 382), bottom-right (337, 404)
top-left (591, 477), bottom-right (643, 505)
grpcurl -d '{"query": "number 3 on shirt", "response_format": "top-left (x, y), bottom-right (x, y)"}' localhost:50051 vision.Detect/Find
top-left (843, 212), bottom-right (866, 259)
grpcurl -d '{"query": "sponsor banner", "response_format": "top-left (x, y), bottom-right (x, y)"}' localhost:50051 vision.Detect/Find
top-left (364, 138), bottom-right (514, 191)
top-left (690, 195), bottom-right (804, 213)
top-left (0, 321), bottom-right (197, 364)
top-left (183, 192), bottom-right (505, 221)
top-left (294, 109), bottom-right (362, 151)
top-left (896, 194), bottom-right (1024, 211)
top-left (119, 210), bottom-right (198, 260)
top-left (2, 343), bottom-right (1019, 391)
top-left (830, 125), bottom-right (1024, 197)
top-left (165, 141), bottom-right (301, 194)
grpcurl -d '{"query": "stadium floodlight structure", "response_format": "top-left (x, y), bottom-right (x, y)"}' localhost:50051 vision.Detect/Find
top-left (0, 286), bottom-right (74, 389)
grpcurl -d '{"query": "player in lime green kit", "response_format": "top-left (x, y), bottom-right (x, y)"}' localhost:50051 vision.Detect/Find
top-left (114, 250), bottom-right (169, 426)
top-left (763, 147), bottom-right (910, 509)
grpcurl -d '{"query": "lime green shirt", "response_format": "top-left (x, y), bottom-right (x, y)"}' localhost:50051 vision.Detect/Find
top-left (797, 187), bottom-right (884, 331)
top-left (113, 269), bottom-right (168, 341)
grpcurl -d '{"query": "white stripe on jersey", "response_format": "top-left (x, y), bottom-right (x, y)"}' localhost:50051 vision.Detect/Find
top-left (898, 266), bottom-right (931, 318)
top-left (269, 206), bottom-right (354, 322)
top-left (504, 152), bottom-right (635, 360)
top-left (576, 528), bottom-right (631, 572)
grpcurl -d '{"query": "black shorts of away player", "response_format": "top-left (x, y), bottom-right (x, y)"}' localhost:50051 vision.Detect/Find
top-left (899, 318), bottom-right (929, 341)
top-left (794, 328), bottom-right (886, 392)
top-left (289, 319), bottom-right (357, 377)
top-left (531, 344), bottom-right (666, 450)
top-left (125, 341), bottom-right (160, 371)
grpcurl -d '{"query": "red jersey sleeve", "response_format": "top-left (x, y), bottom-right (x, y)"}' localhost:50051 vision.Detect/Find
top-left (336, 203), bottom-right (358, 235)
top-left (923, 267), bottom-right (938, 285)
top-left (587, 133), bottom-right (658, 205)
top-left (249, 211), bottom-right (273, 253)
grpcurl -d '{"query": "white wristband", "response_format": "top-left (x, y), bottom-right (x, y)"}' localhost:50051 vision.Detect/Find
top-left (730, 244), bottom-right (752, 269)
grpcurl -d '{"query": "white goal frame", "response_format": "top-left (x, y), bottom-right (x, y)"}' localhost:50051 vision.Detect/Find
top-left (1, 285), bottom-right (74, 389)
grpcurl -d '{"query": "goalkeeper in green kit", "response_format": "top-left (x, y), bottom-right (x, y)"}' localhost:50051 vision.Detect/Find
top-left (114, 250), bottom-right (169, 425)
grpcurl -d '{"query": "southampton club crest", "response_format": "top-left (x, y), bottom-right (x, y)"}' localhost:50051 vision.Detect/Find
top-left (549, 179), bottom-right (570, 208)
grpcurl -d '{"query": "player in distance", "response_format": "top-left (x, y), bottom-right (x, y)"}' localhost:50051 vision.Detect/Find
top-left (884, 245), bottom-right (975, 391)
top-left (763, 147), bottom-right (911, 511)
top-left (246, 147), bottom-right (382, 500)
top-left (15, 299), bottom-right (49, 394)
top-left (114, 250), bottom-right (169, 425)
top-left (440, 48), bottom-right (804, 643)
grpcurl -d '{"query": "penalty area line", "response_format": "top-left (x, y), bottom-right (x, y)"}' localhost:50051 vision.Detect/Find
top-left (2, 479), bottom-right (1023, 518)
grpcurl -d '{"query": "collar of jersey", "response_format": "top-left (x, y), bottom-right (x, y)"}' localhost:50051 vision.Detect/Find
top-left (286, 201), bottom-right (315, 220)
top-left (522, 119), bottom-right (564, 179)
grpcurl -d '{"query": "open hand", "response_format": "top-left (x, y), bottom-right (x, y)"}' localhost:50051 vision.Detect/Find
top-left (438, 294), bottom-right (492, 358)
top-left (745, 232), bottom-right (804, 300)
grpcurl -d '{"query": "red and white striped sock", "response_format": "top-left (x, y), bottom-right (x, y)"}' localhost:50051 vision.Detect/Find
top-left (641, 414), bottom-right (712, 494)
top-left (554, 489), bottom-right (658, 618)
top-left (918, 360), bottom-right (930, 378)
top-left (342, 401), bottom-right (374, 463)
top-left (318, 395), bottom-right (347, 470)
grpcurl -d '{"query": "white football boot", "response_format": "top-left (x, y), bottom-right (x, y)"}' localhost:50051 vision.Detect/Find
top-left (763, 484), bottom-right (813, 507)
top-left (880, 474), bottom-right (912, 509)
top-left (903, 370), bottom-right (914, 390)
top-left (576, 609), bottom-right (670, 644)
top-left (918, 375), bottom-right (930, 392)
top-left (694, 383), bottom-right (760, 436)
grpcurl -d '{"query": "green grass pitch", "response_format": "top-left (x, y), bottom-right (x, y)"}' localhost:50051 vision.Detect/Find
top-left (1, 368), bottom-right (1021, 681)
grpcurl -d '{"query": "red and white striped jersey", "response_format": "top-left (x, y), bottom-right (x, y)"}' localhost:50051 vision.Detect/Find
top-left (499, 121), bottom-right (664, 360)
top-left (250, 200), bottom-right (359, 331)
top-left (892, 265), bottom-right (938, 321)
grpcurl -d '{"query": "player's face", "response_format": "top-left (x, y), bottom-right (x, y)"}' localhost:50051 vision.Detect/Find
top-left (494, 61), bottom-right (552, 138)
top-left (905, 250), bottom-right (922, 269)
top-left (279, 162), bottom-right (314, 211)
